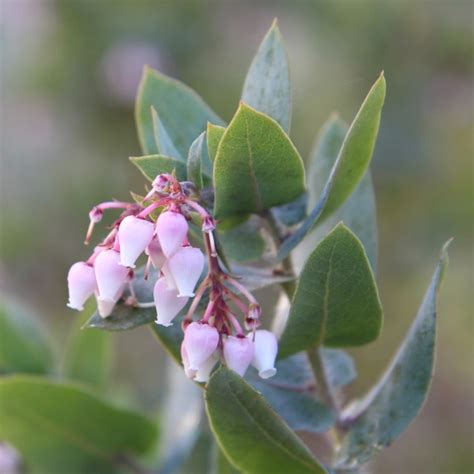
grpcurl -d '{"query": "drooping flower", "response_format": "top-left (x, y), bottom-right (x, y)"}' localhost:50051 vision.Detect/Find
top-left (118, 215), bottom-right (154, 268)
top-left (156, 210), bottom-right (188, 258)
top-left (94, 249), bottom-right (129, 302)
top-left (167, 246), bottom-right (204, 297)
top-left (249, 330), bottom-right (278, 379)
top-left (194, 352), bottom-right (219, 383)
top-left (67, 262), bottom-right (97, 311)
top-left (223, 335), bottom-right (255, 377)
top-left (146, 235), bottom-right (166, 270)
top-left (183, 322), bottom-right (219, 371)
top-left (180, 343), bottom-right (197, 379)
top-left (153, 277), bottom-right (188, 327)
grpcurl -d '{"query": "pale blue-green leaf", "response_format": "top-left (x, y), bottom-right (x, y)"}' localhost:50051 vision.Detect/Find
top-left (335, 240), bottom-right (451, 469)
top-left (277, 74), bottom-right (385, 261)
top-left (0, 299), bottom-right (54, 375)
top-left (246, 354), bottom-right (335, 433)
top-left (130, 154), bottom-right (187, 182)
top-left (187, 132), bottom-right (205, 190)
top-left (271, 192), bottom-right (308, 227)
top-left (151, 106), bottom-right (182, 160)
top-left (136, 66), bottom-right (223, 157)
top-left (205, 367), bottom-right (326, 474)
top-left (321, 348), bottom-right (356, 388)
top-left (242, 19), bottom-right (291, 132)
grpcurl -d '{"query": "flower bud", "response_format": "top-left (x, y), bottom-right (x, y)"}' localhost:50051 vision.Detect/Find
top-left (223, 336), bottom-right (254, 377)
top-left (194, 352), bottom-right (218, 383)
top-left (153, 277), bottom-right (188, 327)
top-left (67, 262), bottom-right (97, 310)
top-left (167, 247), bottom-right (204, 297)
top-left (183, 322), bottom-right (219, 371)
top-left (145, 236), bottom-right (166, 270)
top-left (94, 249), bottom-right (129, 302)
top-left (156, 210), bottom-right (188, 258)
top-left (180, 343), bottom-right (197, 379)
top-left (118, 216), bottom-right (154, 268)
top-left (249, 330), bottom-right (278, 379)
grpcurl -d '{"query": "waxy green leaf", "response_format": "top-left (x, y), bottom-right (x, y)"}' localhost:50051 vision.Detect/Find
top-left (214, 103), bottom-right (305, 219)
top-left (151, 106), bottom-right (182, 160)
top-left (297, 116), bottom-right (378, 272)
top-left (277, 74), bottom-right (385, 261)
top-left (279, 223), bottom-right (383, 358)
top-left (0, 376), bottom-right (158, 474)
top-left (0, 300), bottom-right (54, 375)
top-left (336, 241), bottom-right (451, 468)
top-left (62, 307), bottom-right (113, 389)
top-left (242, 19), bottom-right (291, 132)
top-left (130, 154), bottom-right (187, 182)
top-left (247, 354), bottom-right (335, 433)
top-left (207, 123), bottom-right (225, 163)
top-left (136, 66), bottom-right (223, 157)
top-left (187, 132), bottom-right (205, 191)
top-left (205, 367), bottom-right (326, 474)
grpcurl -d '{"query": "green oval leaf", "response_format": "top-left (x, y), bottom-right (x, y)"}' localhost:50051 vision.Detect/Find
top-left (277, 74), bottom-right (385, 262)
top-left (0, 376), bottom-right (158, 474)
top-left (136, 66), bottom-right (223, 157)
top-left (207, 123), bottom-right (225, 163)
top-left (0, 300), bottom-right (54, 375)
top-left (214, 103), bottom-right (305, 219)
top-left (130, 154), bottom-right (187, 181)
top-left (335, 240), bottom-right (451, 469)
top-left (241, 19), bottom-right (291, 132)
top-left (279, 223), bottom-right (383, 358)
top-left (205, 367), bottom-right (326, 474)
top-left (151, 106), bottom-right (182, 160)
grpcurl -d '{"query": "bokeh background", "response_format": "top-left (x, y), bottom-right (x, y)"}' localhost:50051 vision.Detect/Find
top-left (1, 1), bottom-right (473, 472)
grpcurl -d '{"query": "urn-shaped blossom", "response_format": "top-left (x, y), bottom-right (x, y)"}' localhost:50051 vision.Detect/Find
top-left (94, 249), bottom-right (129, 302)
top-left (167, 247), bottom-right (204, 297)
top-left (118, 216), bottom-right (154, 268)
top-left (67, 262), bottom-right (97, 310)
top-left (223, 335), bottom-right (255, 377)
top-left (156, 210), bottom-right (188, 258)
top-left (183, 322), bottom-right (219, 371)
top-left (249, 330), bottom-right (278, 379)
top-left (180, 343), bottom-right (197, 379)
top-left (146, 236), bottom-right (166, 270)
top-left (96, 296), bottom-right (118, 319)
top-left (194, 352), bottom-right (218, 383)
top-left (153, 277), bottom-right (188, 327)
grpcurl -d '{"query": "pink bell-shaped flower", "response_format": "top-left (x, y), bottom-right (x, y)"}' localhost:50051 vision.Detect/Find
top-left (153, 277), bottom-right (188, 327)
top-left (161, 262), bottom-right (177, 290)
top-left (156, 210), bottom-right (188, 258)
top-left (118, 216), bottom-right (154, 268)
top-left (94, 249), bottom-right (129, 302)
top-left (167, 247), bottom-right (204, 297)
top-left (248, 330), bottom-right (278, 379)
top-left (145, 236), bottom-right (166, 270)
top-left (180, 343), bottom-right (197, 379)
top-left (183, 322), bottom-right (219, 371)
top-left (96, 295), bottom-right (119, 319)
top-left (223, 335), bottom-right (255, 377)
top-left (67, 262), bottom-right (97, 310)
top-left (194, 352), bottom-right (218, 383)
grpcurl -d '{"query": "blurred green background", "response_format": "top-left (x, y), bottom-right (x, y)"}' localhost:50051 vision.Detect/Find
top-left (1, 1), bottom-right (473, 472)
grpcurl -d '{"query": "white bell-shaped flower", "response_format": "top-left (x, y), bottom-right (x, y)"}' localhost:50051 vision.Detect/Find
top-left (194, 352), bottom-right (218, 383)
top-left (183, 322), bottom-right (219, 371)
top-left (223, 336), bottom-right (254, 377)
top-left (118, 216), bottom-right (154, 268)
top-left (94, 249), bottom-right (129, 302)
top-left (248, 330), bottom-right (278, 379)
top-left (156, 210), bottom-right (188, 258)
top-left (153, 277), bottom-right (188, 327)
top-left (67, 262), bottom-right (97, 310)
top-left (96, 296), bottom-right (117, 319)
top-left (167, 247), bottom-right (204, 297)
top-left (161, 262), bottom-right (177, 290)
top-left (145, 236), bottom-right (166, 269)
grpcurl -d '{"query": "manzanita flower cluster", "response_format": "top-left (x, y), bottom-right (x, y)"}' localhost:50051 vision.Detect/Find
top-left (67, 173), bottom-right (278, 381)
